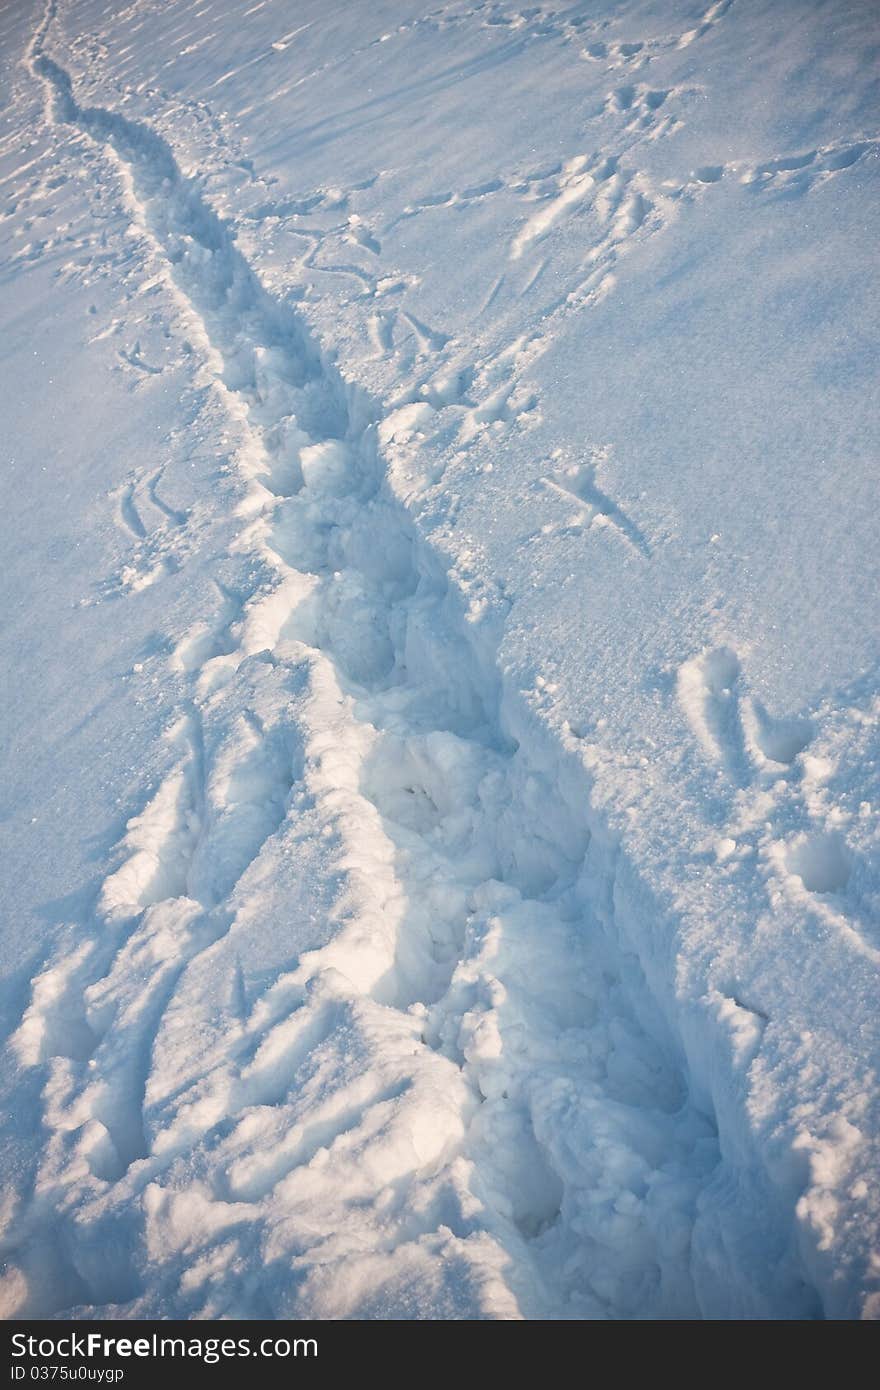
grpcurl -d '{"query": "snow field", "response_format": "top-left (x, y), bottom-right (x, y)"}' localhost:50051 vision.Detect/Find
top-left (1, 0), bottom-right (877, 1321)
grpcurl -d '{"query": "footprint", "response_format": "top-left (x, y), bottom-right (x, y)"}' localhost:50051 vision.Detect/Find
top-left (677, 646), bottom-right (748, 779)
top-left (706, 986), bottom-right (767, 1069)
top-left (226, 1076), bottom-right (409, 1201)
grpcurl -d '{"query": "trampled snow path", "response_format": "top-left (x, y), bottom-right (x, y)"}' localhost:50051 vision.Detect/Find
top-left (5, 0), bottom-right (867, 1319)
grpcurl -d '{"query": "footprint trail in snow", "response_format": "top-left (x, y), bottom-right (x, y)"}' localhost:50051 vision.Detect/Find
top-left (7, 0), bottom-right (870, 1322)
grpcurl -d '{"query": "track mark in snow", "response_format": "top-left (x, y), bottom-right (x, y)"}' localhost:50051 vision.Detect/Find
top-left (99, 712), bottom-right (203, 920)
top-left (677, 0), bottom-right (734, 49)
top-left (510, 154), bottom-right (604, 261)
top-left (455, 332), bottom-right (546, 446)
top-left (784, 831), bottom-right (851, 895)
top-left (580, 1), bottom-right (733, 68)
top-left (494, 157), bottom-right (688, 366)
top-left (705, 987), bottom-right (766, 1070)
top-left (602, 83), bottom-right (684, 141)
top-left (748, 691), bottom-right (880, 963)
top-left (117, 481), bottom-right (146, 539)
top-left (741, 139), bottom-right (879, 198)
top-left (368, 310), bottom-right (395, 358)
top-left (172, 581), bottom-right (240, 674)
top-left (747, 700), bottom-right (813, 767)
top-left (345, 215), bottom-right (381, 256)
top-left (677, 646), bottom-right (748, 782)
top-left (540, 447), bottom-right (651, 557)
top-left (13, 938), bottom-right (100, 1068)
top-left (109, 466), bottom-right (191, 594)
top-left (185, 703), bottom-right (300, 908)
top-left (147, 467), bottom-right (188, 528)
top-left (399, 309), bottom-right (450, 356)
top-left (118, 340), bottom-right (162, 377)
top-left (224, 1075), bottom-right (412, 1203)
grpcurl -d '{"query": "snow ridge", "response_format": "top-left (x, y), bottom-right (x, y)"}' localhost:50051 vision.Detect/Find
top-left (6, 0), bottom-right (830, 1320)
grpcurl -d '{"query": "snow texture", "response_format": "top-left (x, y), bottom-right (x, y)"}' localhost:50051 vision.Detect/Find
top-left (0, 0), bottom-right (878, 1320)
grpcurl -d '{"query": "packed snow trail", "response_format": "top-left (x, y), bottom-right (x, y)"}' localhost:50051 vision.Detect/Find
top-left (3, 0), bottom-right (875, 1319)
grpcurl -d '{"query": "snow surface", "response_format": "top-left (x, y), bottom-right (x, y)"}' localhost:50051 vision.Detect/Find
top-left (0, 0), bottom-right (878, 1320)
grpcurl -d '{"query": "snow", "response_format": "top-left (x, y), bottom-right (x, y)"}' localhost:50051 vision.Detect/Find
top-left (0, 0), bottom-right (877, 1320)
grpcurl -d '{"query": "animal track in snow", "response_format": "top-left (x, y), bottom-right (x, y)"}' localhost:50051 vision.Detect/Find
top-left (784, 831), bottom-right (851, 895)
top-left (118, 339), bottom-right (162, 377)
top-left (114, 468), bottom-right (186, 539)
top-left (110, 466), bottom-right (189, 593)
top-left (678, 646), bottom-right (879, 961)
top-left (361, 300), bottom-right (452, 376)
top-left (540, 446), bottom-right (650, 557)
top-left (184, 703), bottom-right (300, 907)
top-left (603, 83), bottom-right (684, 140)
top-left (117, 481), bottom-right (146, 540)
top-left (345, 214), bottom-right (381, 256)
top-left (581, 0), bottom-right (734, 67)
top-left (677, 646), bottom-right (749, 781)
top-left (741, 139), bottom-right (879, 198)
top-left (171, 580), bottom-right (241, 676)
top-left (679, 644), bottom-right (821, 786)
top-left (99, 713), bottom-right (203, 920)
top-left (510, 153), bottom-right (615, 261)
top-left (747, 699), bottom-right (812, 766)
top-left (758, 688), bottom-right (880, 958)
top-left (457, 331), bottom-right (544, 444)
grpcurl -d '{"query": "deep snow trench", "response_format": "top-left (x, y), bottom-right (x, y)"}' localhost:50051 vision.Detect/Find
top-left (3, 0), bottom-right (875, 1321)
